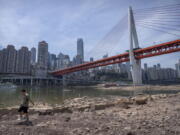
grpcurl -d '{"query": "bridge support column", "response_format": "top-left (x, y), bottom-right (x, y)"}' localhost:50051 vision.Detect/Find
top-left (62, 75), bottom-right (67, 86)
top-left (20, 79), bottom-right (23, 85)
top-left (128, 6), bottom-right (142, 85)
top-left (31, 78), bottom-right (33, 86)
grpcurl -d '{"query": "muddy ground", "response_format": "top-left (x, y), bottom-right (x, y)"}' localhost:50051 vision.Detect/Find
top-left (0, 93), bottom-right (180, 135)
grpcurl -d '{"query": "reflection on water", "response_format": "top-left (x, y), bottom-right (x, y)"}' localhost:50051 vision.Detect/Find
top-left (0, 86), bottom-right (180, 107)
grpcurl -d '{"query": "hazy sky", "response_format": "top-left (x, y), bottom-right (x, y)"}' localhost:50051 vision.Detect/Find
top-left (0, 0), bottom-right (179, 68)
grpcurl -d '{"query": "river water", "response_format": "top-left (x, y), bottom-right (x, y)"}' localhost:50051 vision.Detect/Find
top-left (0, 86), bottom-right (180, 108)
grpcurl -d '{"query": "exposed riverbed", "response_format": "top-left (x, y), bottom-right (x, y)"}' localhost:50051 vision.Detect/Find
top-left (0, 85), bottom-right (180, 135)
top-left (0, 92), bottom-right (180, 135)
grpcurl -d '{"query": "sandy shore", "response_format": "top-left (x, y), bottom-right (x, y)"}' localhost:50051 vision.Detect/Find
top-left (0, 93), bottom-right (180, 135)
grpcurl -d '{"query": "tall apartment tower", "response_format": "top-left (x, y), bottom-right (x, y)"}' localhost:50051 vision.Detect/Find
top-left (144, 63), bottom-right (148, 71)
top-left (0, 49), bottom-right (5, 73)
top-left (77, 38), bottom-right (84, 62)
top-left (49, 53), bottom-right (57, 70)
top-left (15, 46), bottom-right (31, 74)
top-left (6, 45), bottom-right (17, 73)
top-left (31, 47), bottom-right (36, 65)
top-left (175, 59), bottom-right (180, 78)
top-left (157, 63), bottom-right (161, 69)
top-left (37, 41), bottom-right (48, 69)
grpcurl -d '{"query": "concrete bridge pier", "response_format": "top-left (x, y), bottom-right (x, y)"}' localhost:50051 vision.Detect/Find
top-left (20, 79), bottom-right (23, 85)
top-left (128, 6), bottom-right (142, 85)
top-left (46, 79), bottom-right (48, 86)
top-left (30, 78), bottom-right (33, 86)
top-left (54, 79), bottom-right (57, 86)
top-left (62, 75), bottom-right (67, 86)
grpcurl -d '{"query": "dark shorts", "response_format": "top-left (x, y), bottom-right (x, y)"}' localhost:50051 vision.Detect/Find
top-left (18, 106), bottom-right (28, 113)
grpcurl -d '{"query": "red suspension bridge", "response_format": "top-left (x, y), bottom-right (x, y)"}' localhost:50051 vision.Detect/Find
top-left (50, 4), bottom-right (180, 85)
top-left (51, 39), bottom-right (180, 76)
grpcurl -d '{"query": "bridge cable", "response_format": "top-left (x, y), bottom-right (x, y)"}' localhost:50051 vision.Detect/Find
top-left (87, 15), bottom-right (128, 59)
top-left (136, 21), bottom-right (180, 27)
top-left (133, 4), bottom-right (180, 12)
top-left (137, 24), bottom-right (180, 37)
top-left (136, 22), bottom-right (180, 31)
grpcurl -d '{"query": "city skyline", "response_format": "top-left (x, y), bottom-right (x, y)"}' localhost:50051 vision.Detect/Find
top-left (0, 42), bottom-right (179, 71)
top-left (0, 41), bottom-right (180, 84)
top-left (0, 40), bottom-right (180, 70)
top-left (0, 0), bottom-right (179, 68)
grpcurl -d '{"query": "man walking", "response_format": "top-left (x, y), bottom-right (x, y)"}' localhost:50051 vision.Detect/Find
top-left (18, 89), bottom-right (34, 121)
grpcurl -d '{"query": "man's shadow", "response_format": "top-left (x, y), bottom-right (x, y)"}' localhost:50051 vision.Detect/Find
top-left (16, 121), bottom-right (33, 126)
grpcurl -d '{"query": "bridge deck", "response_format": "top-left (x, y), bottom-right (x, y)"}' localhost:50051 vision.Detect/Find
top-left (51, 39), bottom-right (180, 76)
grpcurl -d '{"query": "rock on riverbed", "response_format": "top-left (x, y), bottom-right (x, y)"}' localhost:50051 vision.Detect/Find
top-left (0, 93), bottom-right (180, 135)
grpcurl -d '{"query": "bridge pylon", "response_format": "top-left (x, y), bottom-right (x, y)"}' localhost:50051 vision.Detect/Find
top-left (128, 6), bottom-right (142, 85)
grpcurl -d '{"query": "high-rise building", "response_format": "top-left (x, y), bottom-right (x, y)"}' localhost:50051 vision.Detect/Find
top-left (144, 63), bottom-right (148, 71)
top-left (90, 57), bottom-right (94, 62)
top-left (37, 41), bottom-right (48, 69)
top-left (15, 46), bottom-right (31, 74)
top-left (142, 63), bottom-right (178, 81)
top-left (75, 55), bottom-right (83, 65)
top-left (0, 47), bottom-right (13, 73)
top-left (31, 47), bottom-right (36, 65)
top-left (48, 52), bottom-right (51, 70)
top-left (6, 45), bottom-right (17, 73)
top-left (63, 55), bottom-right (70, 68)
top-left (57, 53), bottom-right (70, 69)
top-left (0, 45), bottom-right (31, 74)
top-left (48, 53), bottom-right (57, 70)
top-left (77, 38), bottom-right (84, 62)
top-left (0, 50), bottom-right (4, 72)
top-left (103, 54), bottom-right (108, 58)
top-left (57, 53), bottom-right (65, 69)
top-left (175, 59), bottom-right (180, 78)
top-left (50, 54), bottom-right (57, 70)
top-left (157, 63), bottom-right (161, 69)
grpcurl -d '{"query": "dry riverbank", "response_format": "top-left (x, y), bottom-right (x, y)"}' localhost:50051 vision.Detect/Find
top-left (95, 84), bottom-right (180, 91)
top-left (0, 93), bottom-right (180, 135)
